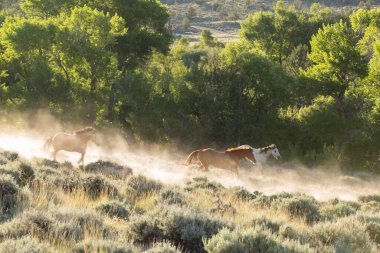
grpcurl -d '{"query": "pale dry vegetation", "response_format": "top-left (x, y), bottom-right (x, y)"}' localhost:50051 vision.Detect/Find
top-left (0, 150), bottom-right (380, 252)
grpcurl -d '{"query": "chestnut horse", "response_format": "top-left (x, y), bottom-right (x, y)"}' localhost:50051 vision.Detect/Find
top-left (43, 127), bottom-right (98, 166)
top-left (184, 147), bottom-right (256, 175)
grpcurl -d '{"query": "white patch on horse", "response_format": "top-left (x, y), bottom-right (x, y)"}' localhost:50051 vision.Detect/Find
top-left (239, 144), bottom-right (281, 165)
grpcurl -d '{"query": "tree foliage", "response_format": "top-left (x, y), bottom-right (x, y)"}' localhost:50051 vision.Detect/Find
top-left (1, 1), bottom-right (380, 171)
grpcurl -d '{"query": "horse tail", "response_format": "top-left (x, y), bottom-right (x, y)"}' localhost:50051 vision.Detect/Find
top-left (184, 150), bottom-right (200, 165)
top-left (43, 137), bottom-right (53, 150)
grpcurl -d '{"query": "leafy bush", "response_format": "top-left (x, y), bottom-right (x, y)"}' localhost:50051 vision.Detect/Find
top-left (144, 241), bottom-right (181, 253)
top-left (72, 239), bottom-right (137, 253)
top-left (0, 151), bottom-right (19, 162)
top-left (358, 195), bottom-right (380, 203)
top-left (204, 228), bottom-right (314, 253)
top-left (125, 175), bottom-right (162, 198)
top-left (279, 225), bottom-right (303, 242)
top-left (160, 187), bottom-right (185, 205)
top-left (82, 175), bottom-right (118, 199)
top-left (127, 213), bottom-right (162, 245)
top-left (253, 192), bottom-right (294, 208)
top-left (280, 196), bottom-right (320, 224)
top-left (252, 217), bottom-right (282, 233)
top-left (0, 236), bottom-right (52, 253)
top-left (0, 167), bottom-right (21, 186)
top-left (361, 201), bottom-right (380, 213)
top-left (53, 208), bottom-right (108, 242)
top-left (230, 186), bottom-right (259, 201)
top-left (309, 217), bottom-right (377, 253)
top-left (0, 209), bottom-right (53, 240)
top-left (356, 215), bottom-right (380, 245)
top-left (95, 201), bottom-right (130, 220)
top-left (17, 163), bottom-right (35, 186)
top-left (0, 175), bottom-right (23, 219)
top-left (184, 177), bottom-right (224, 193)
top-left (85, 160), bottom-right (133, 179)
top-left (36, 159), bottom-right (60, 169)
top-left (51, 174), bottom-right (80, 193)
top-left (320, 199), bottom-right (360, 218)
top-left (128, 205), bottom-right (225, 252)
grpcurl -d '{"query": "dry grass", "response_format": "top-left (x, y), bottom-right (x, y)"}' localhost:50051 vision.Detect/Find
top-left (0, 150), bottom-right (379, 252)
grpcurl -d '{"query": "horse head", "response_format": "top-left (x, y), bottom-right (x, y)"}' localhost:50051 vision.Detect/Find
top-left (269, 144), bottom-right (281, 159)
top-left (75, 127), bottom-right (97, 141)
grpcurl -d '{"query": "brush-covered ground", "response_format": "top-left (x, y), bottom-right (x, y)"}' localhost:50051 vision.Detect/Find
top-left (165, 0), bottom-right (380, 43)
top-left (1, 150), bottom-right (380, 253)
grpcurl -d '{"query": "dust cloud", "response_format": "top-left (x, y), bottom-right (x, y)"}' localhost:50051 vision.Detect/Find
top-left (1, 110), bottom-right (380, 202)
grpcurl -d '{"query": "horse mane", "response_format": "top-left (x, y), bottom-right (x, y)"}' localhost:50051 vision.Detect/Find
top-left (259, 144), bottom-right (277, 153)
top-left (226, 147), bottom-right (252, 153)
top-left (74, 127), bottom-right (95, 135)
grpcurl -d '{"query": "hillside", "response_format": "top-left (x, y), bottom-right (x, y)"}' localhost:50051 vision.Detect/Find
top-left (1, 149), bottom-right (380, 252)
top-left (166, 0), bottom-right (380, 42)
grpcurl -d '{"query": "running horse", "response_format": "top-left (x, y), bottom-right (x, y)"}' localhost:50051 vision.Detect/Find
top-left (43, 127), bottom-right (98, 166)
top-left (184, 146), bottom-right (257, 175)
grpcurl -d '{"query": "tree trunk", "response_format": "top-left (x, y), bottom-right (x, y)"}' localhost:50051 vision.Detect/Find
top-left (107, 81), bottom-right (117, 122)
top-left (89, 74), bottom-right (97, 122)
top-left (333, 86), bottom-right (352, 170)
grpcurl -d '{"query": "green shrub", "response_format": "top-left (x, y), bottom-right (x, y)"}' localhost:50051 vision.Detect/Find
top-left (0, 209), bottom-right (53, 240)
top-left (253, 192), bottom-right (294, 208)
top-left (18, 163), bottom-right (35, 186)
top-left (361, 201), bottom-right (380, 213)
top-left (252, 217), bottom-right (282, 233)
top-left (309, 217), bottom-right (376, 253)
top-left (358, 195), bottom-right (380, 203)
top-left (36, 159), bottom-right (60, 169)
top-left (128, 205), bottom-right (225, 252)
top-left (280, 196), bottom-right (320, 224)
top-left (0, 167), bottom-right (21, 186)
top-left (279, 224), bottom-right (303, 242)
top-left (184, 177), bottom-right (224, 193)
top-left (82, 175), bottom-right (118, 199)
top-left (72, 239), bottom-right (137, 253)
top-left (204, 228), bottom-right (314, 253)
top-left (53, 208), bottom-right (108, 242)
top-left (160, 187), bottom-right (185, 205)
top-left (125, 175), bottom-right (162, 198)
top-left (127, 213), bottom-right (162, 245)
top-left (320, 200), bottom-right (360, 218)
top-left (157, 207), bottom-right (224, 252)
top-left (0, 175), bottom-right (22, 219)
top-left (35, 159), bottom-right (73, 169)
top-left (0, 236), bottom-right (52, 253)
top-left (85, 160), bottom-right (133, 179)
top-left (356, 215), bottom-right (380, 245)
top-left (95, 201), bottom-right (130, 220)
top-left (145, 241), bottom-right (181, 253)
top-left (0, 151), bottom-right (19, 162)
top-left (230, 186), bottom-right (259, 201)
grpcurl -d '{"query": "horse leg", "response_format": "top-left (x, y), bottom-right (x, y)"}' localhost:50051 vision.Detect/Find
top-left (199, 161), bottom-right (209, 172)
top-left (51, 149), bottom-right (58, 161)
top-left (234, 167), bottom-right (239, 176)
top-left (78, 152), bottom-right (85, 166)
top-left (233, 164), bottom-right (239, 177)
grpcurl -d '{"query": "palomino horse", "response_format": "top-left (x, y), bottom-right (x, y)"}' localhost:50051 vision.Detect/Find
top-left (184, 147), bottom-right (257, 175)
top-left (43, 127), bottom-right (98, 166)
top-left (239, 144), bottom-right (281, 165)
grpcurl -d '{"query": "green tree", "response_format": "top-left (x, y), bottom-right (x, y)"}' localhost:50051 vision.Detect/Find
top-left (303, 20), bottom-right (368, 166)
top-left (240, 1), bottom-right (308, 64)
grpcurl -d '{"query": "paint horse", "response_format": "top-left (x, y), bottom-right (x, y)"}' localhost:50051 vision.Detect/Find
top-left (184, 146), bottom-right (257, 175)
top-left (44, 127), bottom-right (98, 166)
top-left (239, 144), bottom-right (281, 165)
